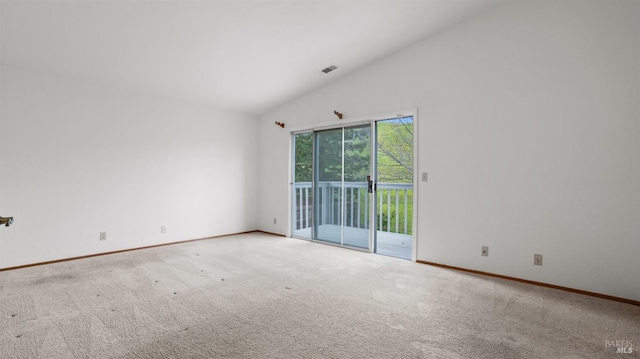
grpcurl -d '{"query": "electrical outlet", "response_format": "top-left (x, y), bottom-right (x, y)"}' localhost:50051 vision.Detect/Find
top-left (273, 218), bottom-right (277, 224)
top-left (481, 246), bottom-right (489, 257)
top-left (534, 254), bottom-right (543, 266)
top-left (422, 172), bottom-right (428, 182)
top-left (100, 232), bottom-right (106, 241)
top-left (161, 226), bottom-right (166, 234)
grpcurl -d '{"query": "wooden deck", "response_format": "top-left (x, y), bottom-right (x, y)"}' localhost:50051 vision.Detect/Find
top-left (292, 225), bottom-right (412, 260)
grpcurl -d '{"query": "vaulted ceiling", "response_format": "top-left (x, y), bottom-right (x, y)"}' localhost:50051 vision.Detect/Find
top-left (1, 0), bottom-right (503, 115)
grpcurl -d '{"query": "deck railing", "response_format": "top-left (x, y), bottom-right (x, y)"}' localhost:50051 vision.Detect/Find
top-left (293, 181), bottom-right (413, 235)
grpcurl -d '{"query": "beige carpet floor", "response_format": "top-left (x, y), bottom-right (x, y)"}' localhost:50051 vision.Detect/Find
top-left (0, 232), bottom-right (638, 358)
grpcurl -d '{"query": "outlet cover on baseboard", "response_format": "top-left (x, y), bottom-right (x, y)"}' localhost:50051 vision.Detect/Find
top-left (100, 232), bottom-right (106, 241)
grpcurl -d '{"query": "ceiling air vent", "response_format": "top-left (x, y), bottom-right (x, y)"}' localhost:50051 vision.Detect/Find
top-left (319, 64), bottom-right (338, 75)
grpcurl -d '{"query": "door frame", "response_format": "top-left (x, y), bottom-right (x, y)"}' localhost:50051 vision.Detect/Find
top-left (287, 109), bottom-right (418, 261)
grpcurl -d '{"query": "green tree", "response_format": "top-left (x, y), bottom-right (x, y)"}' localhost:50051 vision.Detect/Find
top-left (376, 117), bottom-right (413, 183)
top-left (343, 126), bottom-right (371, 182)
top-left (294, 133), bottom-right (312, 182)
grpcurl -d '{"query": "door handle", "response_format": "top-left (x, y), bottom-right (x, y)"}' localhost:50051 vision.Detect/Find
top-left (367, 175), bottom-right (373, 193)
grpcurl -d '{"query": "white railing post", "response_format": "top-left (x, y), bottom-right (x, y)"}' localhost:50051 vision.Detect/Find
top-left (396, 189), bottom-right (400, 233)
top-left (364, 189), bottom-right (368, 229)
top-left (298, 188), bottom-right (303, 229)
top-left (404, 189), bottom-right (408, 234)
top-left (386, 189), bottom-right (391, 232)
top-left (378, 188), bottom-right (382, 231)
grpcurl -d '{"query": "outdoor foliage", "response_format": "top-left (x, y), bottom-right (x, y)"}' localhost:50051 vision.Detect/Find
top-left (294, 132), bottom-right (312, 182)
top-left (302, 126), bottom-right (372, 182)
top-left (376, 117), bottom-right (413, 183)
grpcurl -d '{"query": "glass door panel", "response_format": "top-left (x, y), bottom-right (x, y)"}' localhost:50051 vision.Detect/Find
top-left (292, 132), bottom-right (313, 239)
top-left (312, 125), bottom-right (371, 249)
top-left (342, 126), bottom-right (371, 249)
top-left (314, 128), bottom-right (343, 244)
top-left (375, 116), bottom-right (414, 260)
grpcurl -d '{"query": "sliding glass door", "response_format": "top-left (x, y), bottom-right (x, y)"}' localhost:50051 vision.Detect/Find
top-left (374, 117), bottom-right (413, 260)
top-left (314, 128), bottom-right (344, 244)
top-left (291, 116), bottom-right (414, 259)
top-left (342, 126), bottom-right (372, 248)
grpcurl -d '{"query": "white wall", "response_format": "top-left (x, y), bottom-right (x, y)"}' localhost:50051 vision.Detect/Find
top-left (258, 0), bottom-right (640, 301)
top-left (0, 65), bottom-right (258, 268)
